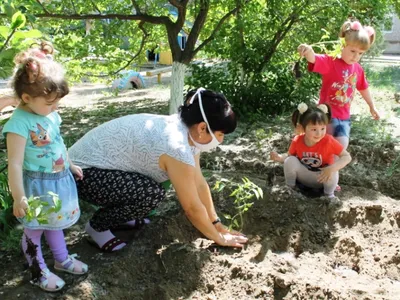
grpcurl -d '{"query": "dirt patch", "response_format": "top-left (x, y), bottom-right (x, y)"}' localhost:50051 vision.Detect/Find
top-left (1, 82), bottom-right (400, 299)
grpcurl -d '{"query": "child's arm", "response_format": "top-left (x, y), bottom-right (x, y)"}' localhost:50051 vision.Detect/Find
top-left (318, 149), bottom-right (352, 183)
top-left (7, 133), bottom-right (28, 218)
top-left (270, 151), bottom-right (289, 163)
top-left (67, 153), bottom-right (83, 180)
top-left (359, 88), bottom-right (380, 120)
top-left (297, 44), bottom-right (316, 64)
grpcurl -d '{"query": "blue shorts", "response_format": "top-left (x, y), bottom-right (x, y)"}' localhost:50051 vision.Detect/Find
top-left (328, 118), bottom-right (351, 138)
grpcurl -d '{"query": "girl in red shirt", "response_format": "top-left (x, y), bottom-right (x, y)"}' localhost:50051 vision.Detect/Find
top-left (270, 103), bottom-right (351, 198)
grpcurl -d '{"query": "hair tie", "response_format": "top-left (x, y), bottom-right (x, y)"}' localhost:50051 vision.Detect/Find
top-left (317, 104), bottom-right (328, 114)
top-left (26, 61), bottom-right (39, 83)
top-left (364, 26), bottom-right (375, 37)
top-left (350, 21), bottom-right (362, 31)
top-left (297, 103), bottom-right (308, 114)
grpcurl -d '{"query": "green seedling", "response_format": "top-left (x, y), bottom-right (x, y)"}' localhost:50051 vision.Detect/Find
top-left (25, 192), bottom-right (62, 225)
top-left (214, 177), bottom-right (263, 230)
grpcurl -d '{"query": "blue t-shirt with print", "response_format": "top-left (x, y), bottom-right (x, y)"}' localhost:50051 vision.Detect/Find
top-left (2, 108), bottom-right (69, 173)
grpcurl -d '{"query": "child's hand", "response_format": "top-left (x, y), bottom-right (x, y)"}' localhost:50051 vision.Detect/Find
top-left (70, 164), bottom-right (83, 180)
top-left (370, 108), bottom-right (380, 120)
top-left (270, 151), bottom-right (282, 162)
top-left (14, 196), bottom-right (28, 218)
top-left (318, 166), bottom-right (334, 183)
top-left (297, 44), bottom-right (316, 63)
top-left (298, 44), bottom-right (312, 57)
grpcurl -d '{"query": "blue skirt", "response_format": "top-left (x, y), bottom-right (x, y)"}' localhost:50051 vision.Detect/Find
top-left (20, 169), bottom-right (80, 230)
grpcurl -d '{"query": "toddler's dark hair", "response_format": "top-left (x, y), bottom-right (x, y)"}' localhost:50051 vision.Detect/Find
top-left (179, 88), bottom-right (237, 134)
top-left (291, 104), bottom-right (331, 129)
top-left (12, 43), bottom-right (68, 102)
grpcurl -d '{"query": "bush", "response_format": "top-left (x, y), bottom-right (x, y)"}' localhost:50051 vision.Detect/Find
top-left (186, 58), bottom-right (321, 121)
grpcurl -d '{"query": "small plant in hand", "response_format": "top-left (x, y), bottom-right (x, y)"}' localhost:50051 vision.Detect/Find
top-left (294, 30), bottom-right (346, 79)
top-left (214, 177), bottom-right (263, 230)
top-left (254, 128), bottom-right (272, 150)
top-left (25, 192), bottom-right (62, 224)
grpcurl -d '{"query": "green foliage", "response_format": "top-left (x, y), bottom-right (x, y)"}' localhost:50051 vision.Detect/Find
top-left (386, 154), bottom-right (400, 178)
top-left (0, 226), bottom-right (23, 253)
top-left (254, 128), bottom-right (273, 150)
top-left (0, 164), bottom-right (14, 233)
top-left (364, 65), bottom-right (400, 92)
top-left (213, 177), bottom-right (263, 230)
top-left (0, 7), bottom-right (43, 78)
top-left (25, 192), bottom-right (62, 225)
top-left (187, 0), bottom-right (394, 119)
top-left (351, 116), bottom-right (394, 144)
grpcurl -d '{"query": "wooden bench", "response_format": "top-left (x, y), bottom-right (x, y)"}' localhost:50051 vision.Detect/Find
top-left (146, 66), bottom-right (173, 83)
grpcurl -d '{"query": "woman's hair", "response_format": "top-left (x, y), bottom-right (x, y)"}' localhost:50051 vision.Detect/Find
top-left (179, 88), bottom-right (237, 134)
top-left (12, 42), bottom-right (69, 102)
top-left (292, 103), bottom-right (331, 129)
top-left (339, 19), bottom-right (375, 50)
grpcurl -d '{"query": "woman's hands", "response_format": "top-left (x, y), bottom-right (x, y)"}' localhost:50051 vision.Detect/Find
top-left (70, 164), bottom-right (83, 180)
top-left (14, 196), bottom-right (28, 218)
top-left (214, 222), bottom-right (248, 248)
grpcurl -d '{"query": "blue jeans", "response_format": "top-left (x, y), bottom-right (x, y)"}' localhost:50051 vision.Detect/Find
top-left (328, 118), bottom-right (351, 138)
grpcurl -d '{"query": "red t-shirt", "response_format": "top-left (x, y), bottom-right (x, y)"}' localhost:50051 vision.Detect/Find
top-left (288, 134), bottom-right (344, 171)
top-left (308, 54), bottom-right (368, 120)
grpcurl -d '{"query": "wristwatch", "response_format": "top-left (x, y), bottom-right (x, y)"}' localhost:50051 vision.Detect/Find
top-left (212, 217), bottom-right (221, 225)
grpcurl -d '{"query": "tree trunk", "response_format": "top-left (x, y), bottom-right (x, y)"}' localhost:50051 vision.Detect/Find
top-left (169, 61), bottom-right (187, 114)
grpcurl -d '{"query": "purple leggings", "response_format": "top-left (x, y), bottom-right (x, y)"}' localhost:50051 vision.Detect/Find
top-left (22, 228), bottom-right (68, 270)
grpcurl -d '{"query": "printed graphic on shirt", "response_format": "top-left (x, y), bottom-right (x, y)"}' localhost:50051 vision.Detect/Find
top-left (301, 152), bottom-right (323, 171)
top-left (52, 154), bottom-right (65, 172)
top-left (29, 123), bottom-right (51, 147)
top-left (330, 69), bottom-right (357, 106)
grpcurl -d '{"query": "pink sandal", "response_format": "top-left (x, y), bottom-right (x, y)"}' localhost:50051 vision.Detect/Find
top-left (54, 254), bottom-right (88, 275)
top-left (31, 268), bottom-right (65, 292)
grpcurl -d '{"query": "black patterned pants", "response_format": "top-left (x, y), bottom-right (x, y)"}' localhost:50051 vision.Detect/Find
top-left (77, 168), bottom-right (166, 231)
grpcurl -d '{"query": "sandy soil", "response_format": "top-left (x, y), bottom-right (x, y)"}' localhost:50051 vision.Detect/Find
top-left (0, 74), bottom-right (400, 300)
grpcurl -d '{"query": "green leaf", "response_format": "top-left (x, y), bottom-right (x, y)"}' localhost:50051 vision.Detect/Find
top-left (0, 26), bottom-right (9, 39)
top-left (3, 4), bottom-right (15, 18)
top-left (0, 49), bottom-right (16, 61)
top-left (223, 213), bottom-right (232, 220)
top-left (13, 29), bottom-right (42, 40)
top-left (11, 11), bottom-right (26, 30)
top-left (54, 198), bottom-right (62, 213)
top-left (34, 206), bottom-right (41, 217)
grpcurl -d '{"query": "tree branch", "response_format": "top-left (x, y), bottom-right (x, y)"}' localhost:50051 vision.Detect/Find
top-left (174, 0), bottom-right (189, 32)
top-left (0, 13), bottom-right (172, 25)
top-left (131, 0), bottom-right (141, 14)
top-left (168, 0), bottom-right (189, 9)
top-left (181, 0), bottom-right (209, 61)
top-left (70, 0), bottom-right (77, 14)
top-left (0, 28), bottom-right (16, 53)
top-left (36, 0), bottom-right (50, 14)
top-left (193, 3), bottom-right (242, 56)
top-left (90, 0), bottom-right (101, 14)
top-left (83, 21), bottom-right (149, 77)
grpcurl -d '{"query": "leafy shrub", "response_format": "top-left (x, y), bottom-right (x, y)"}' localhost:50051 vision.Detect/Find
top-left (186, 58), bottom-right (321, 121)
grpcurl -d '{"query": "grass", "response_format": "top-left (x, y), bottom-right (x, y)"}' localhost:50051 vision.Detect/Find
top-left (364, 64), bottom-right (400, 92)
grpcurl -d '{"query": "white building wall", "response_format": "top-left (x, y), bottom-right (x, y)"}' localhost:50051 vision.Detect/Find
top-left (383, 15), bottom-right (400, 54)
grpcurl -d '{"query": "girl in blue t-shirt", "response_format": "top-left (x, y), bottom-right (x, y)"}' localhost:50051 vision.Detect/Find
top-left (2, 44), bottom-right (88, 292)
